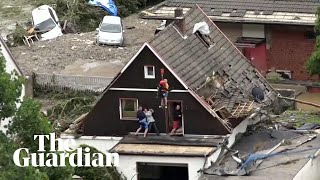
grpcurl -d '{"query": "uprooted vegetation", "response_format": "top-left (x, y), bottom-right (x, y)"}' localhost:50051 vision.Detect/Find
top-left (274, 110), bottom-right (320, 128)
top-left (33, 85), bottom-right (100, 135)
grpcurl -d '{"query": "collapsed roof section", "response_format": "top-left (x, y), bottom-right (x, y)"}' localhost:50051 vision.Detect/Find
top-left (199, 128), bottom-right (320, 179)
top-left (148, 6), bottom-right (277, 127)
top-left (140, 0), bottom-right (317, 26)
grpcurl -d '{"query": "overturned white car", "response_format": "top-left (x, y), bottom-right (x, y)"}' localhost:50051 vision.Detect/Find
top-left (32, 5), bottom-right (63, 40)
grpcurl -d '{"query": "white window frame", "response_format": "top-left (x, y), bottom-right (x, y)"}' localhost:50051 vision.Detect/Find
top-left (144, 65), bottom-right (155, 79)
top-left (119, 98), bottom-right (139, 120)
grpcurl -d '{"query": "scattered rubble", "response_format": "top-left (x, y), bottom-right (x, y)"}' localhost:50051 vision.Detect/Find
top-left (275, 110), bottom-right (320, 129)
top-left (9, 14), bottom-right (159, 76)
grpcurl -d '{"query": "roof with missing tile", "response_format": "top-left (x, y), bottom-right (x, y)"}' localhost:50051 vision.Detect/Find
top-left (140, 0), bottom-right (318, 25)
top-left (148, 6), bottom-right (276, 114)
top-left (199, 129), bottom-right (320, 179)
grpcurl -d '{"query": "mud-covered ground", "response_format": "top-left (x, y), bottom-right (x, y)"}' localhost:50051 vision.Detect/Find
top-left (10, 14), bottom-right (160, 76)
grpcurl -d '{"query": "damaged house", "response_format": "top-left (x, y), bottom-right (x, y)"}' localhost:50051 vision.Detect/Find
top-left (65, 5), bottom-right (281, 180)
top-left (141, 0), bottom-right (320, 81)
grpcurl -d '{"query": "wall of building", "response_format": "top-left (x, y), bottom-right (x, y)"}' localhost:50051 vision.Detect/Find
top-left (112, 46), bottom-right (185, 90)
top-left (214, 23), bottom-right (316, 81)
top-left (266, 25), bottom-right (316, 81)
top-left (242, 24), bottom-right (265, 38)
top-left (293, 149), bottom-right (320, 180)
top-left (60, 135), bottom-right (122, 153)
top-left (84, 90), bottom-right (230, 136)
top-left (214, 22), bottom-right (242, 42)
top-left (117, 155), bottom-right (205, 180)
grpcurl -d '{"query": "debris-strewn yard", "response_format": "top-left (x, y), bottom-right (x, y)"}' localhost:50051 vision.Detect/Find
top-left (10, 14), bottom-right (159, 76)
top-left (296, 93), bottom-right (320, 111)
top-left (275, 110), bottom-right (320, 128)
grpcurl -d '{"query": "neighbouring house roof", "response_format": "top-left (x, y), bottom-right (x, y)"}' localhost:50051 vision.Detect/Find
top-left (140, 0), bottom-right (318, 25)
top-left (199, 128), bottom-right (320, 180)
top-left (109, 134), bottom-right (222, 156)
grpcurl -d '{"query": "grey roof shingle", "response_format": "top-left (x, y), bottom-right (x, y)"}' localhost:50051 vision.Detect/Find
top-left (164, 0), bottom-right (320, 14)
top-left (149, 6), bottom-right (277, 111)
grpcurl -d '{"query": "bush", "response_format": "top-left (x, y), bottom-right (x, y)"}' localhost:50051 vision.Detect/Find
top-left (266, 70), bottom-right (284, 83)
top-left (11, 24), bottom-right (27, 46)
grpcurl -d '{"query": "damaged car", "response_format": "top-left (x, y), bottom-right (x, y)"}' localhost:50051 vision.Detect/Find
top-left (96, 16), bottom-right (124, 46)
top-left (32, 5), bottom-right (63, 40)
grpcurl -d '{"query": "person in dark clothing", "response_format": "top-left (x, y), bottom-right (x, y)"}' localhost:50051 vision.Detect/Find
top-left (135, 106), bottom-right (149, 137)
top-left (170, 105), bottom-right (182, 135)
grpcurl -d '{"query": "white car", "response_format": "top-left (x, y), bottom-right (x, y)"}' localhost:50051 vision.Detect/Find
top-left (32, 5), bottom-right (63, 40)
top-left (96, 16), bottom-right (124, 46)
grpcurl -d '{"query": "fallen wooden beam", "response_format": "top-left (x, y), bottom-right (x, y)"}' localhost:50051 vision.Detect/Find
top-left (278, 96), bottom-right (320, 108)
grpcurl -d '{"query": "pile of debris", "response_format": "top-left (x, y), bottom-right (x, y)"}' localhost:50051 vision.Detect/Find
top-left (200, 121), bottom-right (320, 179)
top-left (9, 14), bottom-right (159, 76)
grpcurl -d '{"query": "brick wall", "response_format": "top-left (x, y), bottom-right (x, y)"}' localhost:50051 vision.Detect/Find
top-left (215, 23), bottom-right (317, 81)
top-left (266, 26), bottom-right (316, 81)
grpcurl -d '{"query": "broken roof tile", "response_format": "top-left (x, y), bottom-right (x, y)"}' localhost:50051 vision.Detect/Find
top-left (149, 6), bottom-right (276, 111)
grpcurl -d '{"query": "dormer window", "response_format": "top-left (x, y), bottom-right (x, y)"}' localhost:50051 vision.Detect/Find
top-left (144, 65), bottom-right (155, 79)
top-left (193, 22), bottom-right (214, 48)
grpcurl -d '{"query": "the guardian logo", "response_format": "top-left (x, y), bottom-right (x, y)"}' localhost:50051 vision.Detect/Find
top-left (13, 133), bottom-right (119, 167)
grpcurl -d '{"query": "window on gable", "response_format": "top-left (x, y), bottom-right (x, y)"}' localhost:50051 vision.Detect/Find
top-left (119, 98), bottom-right (138, 120)
top-left (144, 65), bottom-right (155, 79)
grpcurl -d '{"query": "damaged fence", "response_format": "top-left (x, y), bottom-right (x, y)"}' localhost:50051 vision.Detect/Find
top-left (33, 73), bottom-right (113, 93)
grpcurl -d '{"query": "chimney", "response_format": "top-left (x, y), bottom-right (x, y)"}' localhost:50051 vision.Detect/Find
top-left (174, 8), bottom-right (185, 35)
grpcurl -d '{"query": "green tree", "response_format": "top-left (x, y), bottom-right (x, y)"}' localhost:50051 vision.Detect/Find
top-left (74, 145), bottom-right (125, 180)
top-left (0, 132), bottom-right (49, 180)
top-left (1, 52), bottom-right (123, 179)
top-left (7, 98), bottom-right (75, 180)
top-left (306, 7), bottom-right (320, 79)
top-left (8, 98), bottom-right (52, 152)
top-left (0, 53), bottom-right (74, 179)
top-left (0, 55), bottom-right (23, 121)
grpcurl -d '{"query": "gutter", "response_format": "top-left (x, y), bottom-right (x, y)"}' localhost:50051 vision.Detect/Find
top-left (208, 16), bottom-right (315, 26)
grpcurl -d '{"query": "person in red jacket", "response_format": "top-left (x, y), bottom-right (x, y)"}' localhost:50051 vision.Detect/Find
top-left (159, 79), bottom-right (169, 108)
top-left (170, 105), bottom-right (182, 135)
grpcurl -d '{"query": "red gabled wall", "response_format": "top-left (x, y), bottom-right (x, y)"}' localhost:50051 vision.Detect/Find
top-left (244, 43), bottom-right (267, 76)
top-left (267, 28), bottom-right (317, 81)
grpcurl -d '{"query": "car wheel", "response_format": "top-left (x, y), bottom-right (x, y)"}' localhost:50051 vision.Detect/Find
top-left (120, 39), bottom-right (125, 47)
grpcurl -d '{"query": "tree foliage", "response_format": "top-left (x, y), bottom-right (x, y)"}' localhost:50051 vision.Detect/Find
top-left (0, 55), bottom-right (23, 121)
top-left (6, 98), bottom-right (75, 179)
top-left (306, 7), bottom-right (320, 79)
top-left (0, 52), bottom-right (123, 179)
top-left (74, 145), bottom-right (125, 180)
top-left (8, 98), bottom-right (52, 151)
top-left (0, 132), bottom-right (50, 180)
top-left (0, 52), bottom-right (74, 179)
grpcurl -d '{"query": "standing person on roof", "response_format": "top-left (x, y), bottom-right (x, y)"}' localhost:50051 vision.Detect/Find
top-left (145, 108), bottom-right (160, 136)
top-left (135, 106), bottom-right (149, 137)
top-left (170, 105), bottom-right (182, 135)
top-left (159, 79), bottom-right (169, 108)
